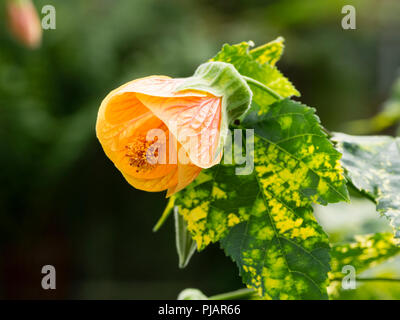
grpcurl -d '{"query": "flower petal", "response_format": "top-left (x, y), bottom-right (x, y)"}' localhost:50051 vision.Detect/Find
top-left (110, 76), bottom-right (223, 168)
top-left (96, 76), bottom-right (220, 194)
top-left (119, 76), bottom-right (207, 98)
top-left (122, 167), bottom-right (179, 192)
top-left (166, 162), bottom-right (203, 197)
top-left (96, 82), bottom-right (176, 180)
top-left (136, 93), bottom-right (222, 169)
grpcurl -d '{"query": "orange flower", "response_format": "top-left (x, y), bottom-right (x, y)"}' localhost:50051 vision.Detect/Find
top-left (96, 62), bottom-right (252, 196)
top-left (6, 0), bottom-right (42, 49)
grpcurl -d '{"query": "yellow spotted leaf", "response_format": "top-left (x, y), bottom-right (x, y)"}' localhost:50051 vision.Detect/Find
top-left (168, 98), bottom-right (348, 299)
top-left (221, 203), bottom-right (331, 299)
top-left (211, 40), bottom-right (300, 113)
top-left (334, 133), bottom-right (400, 240)
top-left (249, 36), bottom-right (285, 66)
top-left (328, 233), bottom-right (400, 298)
top-left (330, 233), bottom-right (400, 278)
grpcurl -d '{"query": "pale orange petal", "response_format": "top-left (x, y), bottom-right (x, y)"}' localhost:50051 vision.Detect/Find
top-left (166, 163), bottom-right (202, 197)
top-left (136, 93), bottom-right (222, 169)
top-left (122, 167), bottom-right (179, 192)
top-left (119, 76), bottom-right (207, 98)
top-left (96, 82), bottom-right (176, 181)
top-left (96, 76), bottom-right (220, 194)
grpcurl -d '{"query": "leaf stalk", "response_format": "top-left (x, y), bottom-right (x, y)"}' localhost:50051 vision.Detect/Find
top-left (242, 75), bottom-right (283, 100)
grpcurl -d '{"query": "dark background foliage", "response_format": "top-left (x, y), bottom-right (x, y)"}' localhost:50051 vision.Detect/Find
top-left (0, 0), bottom-right (399, 298)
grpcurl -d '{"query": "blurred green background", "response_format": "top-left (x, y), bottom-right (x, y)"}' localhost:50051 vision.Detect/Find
top-left (0, 0), bottom-right (399, 299)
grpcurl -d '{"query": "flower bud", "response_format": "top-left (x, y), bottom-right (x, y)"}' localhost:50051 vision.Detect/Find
top-left (6, 0), bottom-right (42, 49)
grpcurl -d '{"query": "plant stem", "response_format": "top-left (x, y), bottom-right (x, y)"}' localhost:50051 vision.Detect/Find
top-left (209, 278), bottom-right (400, 300)
top-left (153, 196), bottom-right (175, 232)
top-left (209, 288), bottom-right (255, 300)
top-left (242, 75), bottom-right (283, 100)
top-left (208, 278), bottom-right (400, 300)
top-left (331, 277), bottom-right (400, 283)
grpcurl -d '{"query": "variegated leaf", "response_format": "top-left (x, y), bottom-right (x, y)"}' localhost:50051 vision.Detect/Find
top-left (334, 133), bottom-right (400, 239)
top-left (328, 233), bottom-right (400, 298)
top-left (211, 40), bottom-right (300, 113)
top-left (249, 36), bottom-right (285, 66)
top-left (170, 99), bottom-right (348, 299)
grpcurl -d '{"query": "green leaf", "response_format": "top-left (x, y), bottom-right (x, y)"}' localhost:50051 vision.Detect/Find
top-left (220, 203), bottom-right (331, 299)
top-left (249, 36), bottom-right (285, 66)
top-left (243, 99), bottom-right (349, 205)
top-left (162, 39), bottom-right (348, 300)
top-left (328, 233), bottom-right (400, 298)
top-left (170, 98), bottom-right (349, 299)
top-left (174, 166), bottom-right (258, 250)
top-left (333, 133), bottom-right (400, 239)
top-left (330, 233), bottom-right (400, 278)
top-left (176, 99), bottom-right (348, 249)
top-left (211, 40), bottom-right (300, 115)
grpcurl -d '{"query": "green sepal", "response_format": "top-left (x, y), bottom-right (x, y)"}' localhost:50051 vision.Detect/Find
top-left (177, 61), bottom-right (252, 122)
top-left (175, 206), bottom-right (197, 269)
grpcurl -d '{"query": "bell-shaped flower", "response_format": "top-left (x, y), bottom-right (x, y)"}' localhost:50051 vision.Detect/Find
top-left (96, 62), bottom-right (251, 196)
